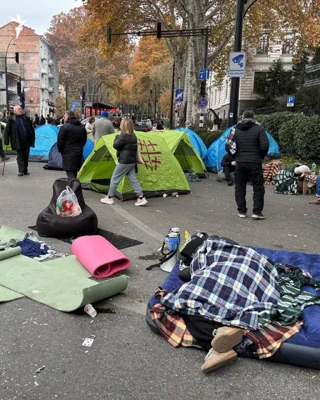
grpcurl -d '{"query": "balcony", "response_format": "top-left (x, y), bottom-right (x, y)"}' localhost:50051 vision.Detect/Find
top-left (41, 69), bottom-right (48, 75)
top-left (41, 84), bottom-right (47, 90)
top-left (48, 87), bottom-right (53, 93)
top-left (48, 73), bottom-right (53, 79)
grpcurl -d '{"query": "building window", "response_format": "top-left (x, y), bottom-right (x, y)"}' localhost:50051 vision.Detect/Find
top-left (253, 72), bottom-right (268, 93)
top-left (257, 33), bottom-right (269, 54)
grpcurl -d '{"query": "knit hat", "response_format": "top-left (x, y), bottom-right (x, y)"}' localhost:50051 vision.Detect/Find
top-left (294, 165), bottom-right (310, 174)
top-left (101, 110), bottom-right (108, 117)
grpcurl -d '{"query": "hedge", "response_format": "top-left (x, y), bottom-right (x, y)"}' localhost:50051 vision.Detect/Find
top-left (255, 112), bottom-right (301, 142)
top-left (196, 130), bottom-right (222, 147)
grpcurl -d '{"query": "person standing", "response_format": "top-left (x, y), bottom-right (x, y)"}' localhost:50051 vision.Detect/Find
top-left (4, 105), bottom-right (35, 176)
top-left (57, 110), bottom-right (87, 179)
top-left (226, 109), bottom-right (269, 219)
top-left (92, 110), bottom-right (114, 145)
top-left (85, 116), bottom-right (95, 136)
top-left (100, 118), bottom-right (148, 207)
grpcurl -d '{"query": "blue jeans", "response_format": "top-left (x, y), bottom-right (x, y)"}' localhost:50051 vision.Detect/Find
top-left (108, 163), bottom-right (143, 198)
top-left (316, 176), bottom-right (320, 197)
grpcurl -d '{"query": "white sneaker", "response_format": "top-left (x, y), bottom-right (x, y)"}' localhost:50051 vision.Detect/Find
top-left (101, 196), bottom-right (114, 205)
top-left (238, 213), bottom-right (247, 218)
top-left (135, 197), bottom-right (148, 206)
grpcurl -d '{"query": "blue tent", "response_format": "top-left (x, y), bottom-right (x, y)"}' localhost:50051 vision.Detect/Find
top-left (43, 138), bottom-right (93, 170)
top-left (175, 127), bottom-right (207, 159)
top-left (30, 125), bottom-right (59, 162)
top-left (83, 137), bottom-right (94, 160)
top-left (204, 126), bottom-right (280, 172)
top-left (43, 143), bottom-right (63, 170)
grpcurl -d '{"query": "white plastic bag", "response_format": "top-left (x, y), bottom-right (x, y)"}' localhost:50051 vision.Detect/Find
top-left (56, 186), bottom-right (82, 217)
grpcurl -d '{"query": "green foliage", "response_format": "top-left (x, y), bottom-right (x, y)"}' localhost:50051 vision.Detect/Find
top-left (278, 116), bottom-right (305, 155)
top-left (255, 112), bottom-right (299, 142)
top-left (196, 130), bottom-right (222, 147)
top-left (254, 60), bottom-right (295, 107)
top-left (292, 42), bottom-right (309, 87)
top-left (294, 115), bottom-right (320, 161)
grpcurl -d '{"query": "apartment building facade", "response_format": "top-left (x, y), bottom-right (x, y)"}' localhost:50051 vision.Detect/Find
top-left (0, 21), bottom-right (59, 117)
top-left (208, 34), bottom-right (295, 121)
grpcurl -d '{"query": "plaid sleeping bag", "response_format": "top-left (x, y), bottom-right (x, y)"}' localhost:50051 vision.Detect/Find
top-left (161, 239), bottom-right (280, 330)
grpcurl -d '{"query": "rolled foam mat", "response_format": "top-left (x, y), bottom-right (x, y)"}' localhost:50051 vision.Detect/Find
top-left (71, 235), bottom-right (130, 279)
top-left (0, 247), bottom-right (21, 260)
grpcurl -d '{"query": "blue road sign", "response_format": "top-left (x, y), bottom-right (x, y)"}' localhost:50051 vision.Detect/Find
top-left (197, 97), bottom-right (208, 109)
top-left (175, 88), bottom-right (184, 102)
top-left (199, 68), bottom-right (210, 81)
top-left (287, 96), bottom-right (295, 107)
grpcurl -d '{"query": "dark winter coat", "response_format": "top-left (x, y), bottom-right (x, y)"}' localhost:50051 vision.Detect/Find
top-left (57, 117), bottom-right (87, 171)
top-left (113, 133), bottom-right (137, 164)
top-left (221, 153), bottom-right (235, 170)
top-left (4, 115), bottom-right (35, 151)
top-left (232, 119), bottom-right (269, 163)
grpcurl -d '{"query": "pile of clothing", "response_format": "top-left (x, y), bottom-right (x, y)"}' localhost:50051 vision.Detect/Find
top-left (0, 231), bottom-right (64, 261)
top-left (263, 160), bottom-right (284, 185)
top-left (149, 238), bottom-right (320, 373)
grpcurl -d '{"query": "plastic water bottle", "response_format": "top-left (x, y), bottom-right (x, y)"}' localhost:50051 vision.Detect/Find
top-left (165, 228), bottom-right (180, 252)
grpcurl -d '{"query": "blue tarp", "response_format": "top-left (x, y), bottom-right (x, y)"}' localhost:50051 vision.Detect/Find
top-left (175, 128), bottom-right (207, 159)
top-left (30, 125), bottom-right (59, 162)
top-left (204, 126), bottom-right (280, 171)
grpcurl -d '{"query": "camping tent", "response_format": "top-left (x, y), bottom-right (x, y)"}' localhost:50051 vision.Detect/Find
top-left (44, 137), bottom-right (94, 170)
top-left (204, 126), bottom-right (280, 172)
top-left (30, 125), bottom-right (59, 162)
top-left (43, 143), bottom-right (63, 170)
top-left (153, 130), bottom-right (207, 177)
top-left (78, 132), bottom-right (190, 200)
top-left (175, 127), bottom-right (207, 160)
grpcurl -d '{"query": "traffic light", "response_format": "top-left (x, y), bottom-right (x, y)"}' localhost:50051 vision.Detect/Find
top-left (156, 22), bottom-right (162, 39)
top-left (17, 79), bottom-right (21, 95)
top-left (106, 26), bottom-right (112, 44)
top-left (15, 52), bottom-right (19, 64)
top-left (200, 81), bottom-right (206, 97)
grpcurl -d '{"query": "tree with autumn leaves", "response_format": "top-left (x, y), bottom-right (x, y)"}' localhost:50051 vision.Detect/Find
top-left (81, 0), bottom-right (320, 121)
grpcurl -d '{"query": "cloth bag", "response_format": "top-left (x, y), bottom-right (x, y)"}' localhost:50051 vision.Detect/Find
top-left (56, 186), bottom-right (82, 217)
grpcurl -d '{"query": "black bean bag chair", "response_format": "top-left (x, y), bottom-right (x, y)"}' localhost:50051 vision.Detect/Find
top-left (36, 178), bottom-right (98, 238)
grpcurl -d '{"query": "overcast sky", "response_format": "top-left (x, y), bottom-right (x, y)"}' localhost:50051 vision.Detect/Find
top-left (0, 0), bottom-right (80, 35)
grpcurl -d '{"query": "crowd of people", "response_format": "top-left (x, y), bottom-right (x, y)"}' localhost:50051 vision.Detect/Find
top-left (2, 106), bottom-right (319, 212)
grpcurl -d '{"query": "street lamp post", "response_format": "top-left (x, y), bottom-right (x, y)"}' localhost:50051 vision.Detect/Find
top-left (4, 37), bottom-right (15, 115)
top-left (228, 0), bottom-right (245, 127)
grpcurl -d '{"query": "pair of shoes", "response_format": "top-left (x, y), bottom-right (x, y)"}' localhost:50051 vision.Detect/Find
top-left (309, 198), bottom-right (320, 205)
top-left (24, 171), bottom-right (30, 175)
top-left (238, 212), bottom-right (247, 218)
top-left (201, 348), bottom-right (238, 373)
top-left (211, 326), bottom-right (244, 353)
top-left (1, 156), bottom-right (10, 161)
top-left (252, 213), bottom-right (265, 220)
top-left (18, 172), bottom-right (24, 176)
top-left (101, 196), bottom-right (114, 205)
top-left (227, 180), bottom-right (233, 186)
top-left (135, 197), bottom-right (148, 206)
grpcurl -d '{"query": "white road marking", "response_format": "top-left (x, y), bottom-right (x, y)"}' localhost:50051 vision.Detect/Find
top-left (112, 204), bottom-right (164, 242)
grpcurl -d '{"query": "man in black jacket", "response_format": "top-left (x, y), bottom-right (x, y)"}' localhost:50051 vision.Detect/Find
top-left (228, 110), bottom-right (269, 220)
top-left (57, 110), bottom-right (87, 179)
top-left (4, 105), bottom-right (35, 176)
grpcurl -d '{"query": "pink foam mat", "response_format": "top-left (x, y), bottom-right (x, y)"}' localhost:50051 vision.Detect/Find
top-left (71, 235), bottom-right (130, 279)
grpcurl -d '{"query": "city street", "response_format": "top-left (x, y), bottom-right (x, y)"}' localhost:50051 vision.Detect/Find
top-left (1, 160), bottom-right (319, 400)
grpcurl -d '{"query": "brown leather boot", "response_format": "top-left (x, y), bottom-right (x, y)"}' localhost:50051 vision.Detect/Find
top-left (211, 326), bottom-right (244, 353)
top-left (201, 348), bottom-right (237, 373)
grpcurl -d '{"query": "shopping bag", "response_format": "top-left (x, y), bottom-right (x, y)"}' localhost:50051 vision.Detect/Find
top-left (56, 186), bottom-right (82, 217)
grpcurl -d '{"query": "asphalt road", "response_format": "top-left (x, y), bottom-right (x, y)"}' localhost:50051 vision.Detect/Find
top-left (0, 160), bottom-right (319, 400)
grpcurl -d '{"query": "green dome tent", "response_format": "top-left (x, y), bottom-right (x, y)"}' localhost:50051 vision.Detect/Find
top-left (77, 132), bottom-right (191, 200)
top-left (155, 130), bottom-right (207, 177)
